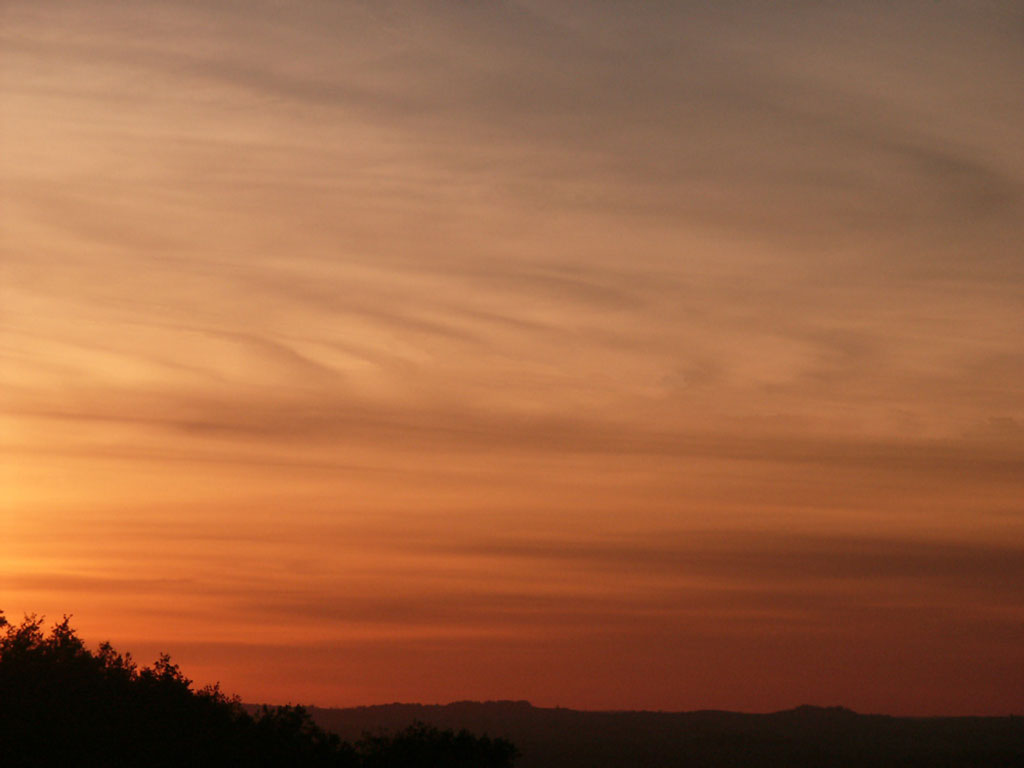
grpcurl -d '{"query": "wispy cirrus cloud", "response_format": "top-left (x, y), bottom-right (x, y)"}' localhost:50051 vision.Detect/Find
top-left (2, 0), bottom-right (1022, 714)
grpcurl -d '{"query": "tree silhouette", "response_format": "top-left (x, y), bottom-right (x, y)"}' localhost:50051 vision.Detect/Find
top-left (358, 721), bottom-right (519, 768)
top-left (0, 611), bottom-right (517, 768)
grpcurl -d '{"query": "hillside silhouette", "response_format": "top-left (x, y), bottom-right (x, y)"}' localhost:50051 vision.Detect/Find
top-left (307, 700), bottom-right (1024, 768)
top-left (4, 611), bottom-right (1020, 767)
top-left (0, 612), bottom-right (517, 768)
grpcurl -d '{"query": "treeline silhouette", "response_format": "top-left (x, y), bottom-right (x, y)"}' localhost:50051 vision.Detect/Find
top-left (0, 611), bottom-right (518, 768)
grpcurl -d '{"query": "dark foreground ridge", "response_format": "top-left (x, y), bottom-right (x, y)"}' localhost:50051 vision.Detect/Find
top-left (3, 612), bottom-right (1020, 767)
top-left (306, 700), bottom-right (1024, 768)
top-left (0, 612), bottom-right (516, 768)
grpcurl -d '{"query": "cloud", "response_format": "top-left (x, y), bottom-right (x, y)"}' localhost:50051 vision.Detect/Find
top-left (3, 0), bottom-right (1023, 714)
top-left (439, 530), bottom-right (1024, 597)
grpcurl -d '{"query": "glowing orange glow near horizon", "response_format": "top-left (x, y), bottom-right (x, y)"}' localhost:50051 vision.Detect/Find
top-left (2, 1), bottom-right (1023, 716)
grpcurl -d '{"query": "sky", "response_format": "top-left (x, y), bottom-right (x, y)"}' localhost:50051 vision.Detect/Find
top-left (1, 0), bottom-right (1022, 716)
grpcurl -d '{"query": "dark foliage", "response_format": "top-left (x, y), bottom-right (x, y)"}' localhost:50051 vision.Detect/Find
top-left (358, 721), bottom-right (519, 768)
top-left (0, 611), bottom-right (517, 768)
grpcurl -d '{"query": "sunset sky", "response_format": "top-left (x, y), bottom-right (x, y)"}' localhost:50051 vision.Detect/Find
top-left (2, 0), bottom-right (1022, 716)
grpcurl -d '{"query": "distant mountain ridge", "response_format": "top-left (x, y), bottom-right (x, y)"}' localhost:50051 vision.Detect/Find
top-left (299, 700), bottom-right (1023, 768)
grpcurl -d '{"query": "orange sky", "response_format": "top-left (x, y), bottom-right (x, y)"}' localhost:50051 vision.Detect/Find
top-left (2, 0), bottom-right (1023, 715)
